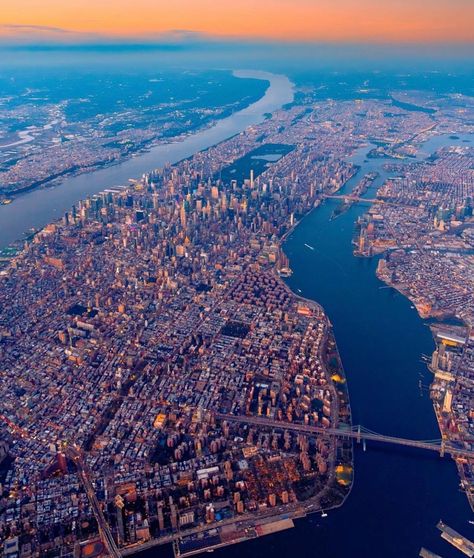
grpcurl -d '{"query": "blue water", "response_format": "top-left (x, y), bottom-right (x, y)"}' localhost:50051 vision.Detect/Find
top-left (2, 61), bottom-right (473, 554)
top-left (197, 135), bottom-right (474, 557)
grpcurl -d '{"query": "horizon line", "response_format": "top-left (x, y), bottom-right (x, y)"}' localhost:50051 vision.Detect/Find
top-left (1, 37), bottom-right (474, 49)
top-left (0, 25), bottom-right (473, 47)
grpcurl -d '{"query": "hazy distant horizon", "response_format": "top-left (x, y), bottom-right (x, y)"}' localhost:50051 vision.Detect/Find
top-left (1, 40), bottom-right (473, 75)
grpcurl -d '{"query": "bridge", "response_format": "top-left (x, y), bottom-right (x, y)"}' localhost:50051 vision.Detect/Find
top-left (216, 414), bottom-right (474, 460)
top-left (323, 194), bottom-right (383, 204)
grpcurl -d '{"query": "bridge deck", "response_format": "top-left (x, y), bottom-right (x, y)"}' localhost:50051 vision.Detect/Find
top-left (217, 414), bottom-right (474, 460)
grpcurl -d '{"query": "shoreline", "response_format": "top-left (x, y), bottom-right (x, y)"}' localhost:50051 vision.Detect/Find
top-left (1, 77), bottom-right (271, 201)
top-left (0, 70), bottom-right (293, 250)
top-left (121, 194), bottom-right (354, 558)
top-left (380, 267), bottom-right (474, 511)
top-left (375, 257), bottom-right (474, 511)
top-left (376, 258), bottom-right (459, 322)
top-left (353, 171), bottom-right (474, 512)
top-left (0, 73), bottom-right (355, 557)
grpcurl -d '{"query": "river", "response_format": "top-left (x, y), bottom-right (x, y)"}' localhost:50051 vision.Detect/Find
top-left (138, 134), bottom-right (474, 557)
top-left (195, 135), bottom-right (474, 558)
top-left (2, 72), bottom-right (474, 555)
top-left (208, 133), bottom-right (473, 558)
top-left (0, 70), bottom-right (294, 249)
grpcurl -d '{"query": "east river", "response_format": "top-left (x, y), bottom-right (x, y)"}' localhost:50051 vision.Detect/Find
top-left (205, 133), bottom-right (474, 558)
top-left (1, 71), bottom-right (473, 556)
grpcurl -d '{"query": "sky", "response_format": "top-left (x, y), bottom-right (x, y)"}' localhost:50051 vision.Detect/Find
top-left (1, 0), bottom-right (473, 44)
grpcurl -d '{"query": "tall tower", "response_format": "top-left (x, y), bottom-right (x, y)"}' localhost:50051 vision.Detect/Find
top-left (180, 203), bottom-right (187, 229)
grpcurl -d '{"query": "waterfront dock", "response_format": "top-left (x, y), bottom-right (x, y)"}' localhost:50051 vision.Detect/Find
top-left (419, 548), bottom-right (443, 558)
top-left (437, 521), bottom-right (474, 557)
top-left (175, 518), bottom-right (295, 557)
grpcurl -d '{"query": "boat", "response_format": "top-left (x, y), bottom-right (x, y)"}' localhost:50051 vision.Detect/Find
top-left (321, 511), bottom-right (328, 518)
top-left (278, 267), bottom-right (293, 278)
top-left (304, 243), bottom-right (315, 251)
top-left (297, 289), bottom-right (302, 293)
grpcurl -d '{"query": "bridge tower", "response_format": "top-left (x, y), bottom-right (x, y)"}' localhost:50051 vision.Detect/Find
top-left (356, 425), bottom-right (361, 444)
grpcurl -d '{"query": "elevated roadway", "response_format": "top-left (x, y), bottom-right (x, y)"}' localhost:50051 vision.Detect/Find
top-left (216, 413), bottom-right (474, 460)
top-left (67, 447), bottom-right (122, 558)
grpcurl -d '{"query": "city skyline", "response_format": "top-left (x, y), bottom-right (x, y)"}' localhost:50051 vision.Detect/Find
top-left (1, 0), bottom-right (474, 44)
top-left (0, 0), bottom-right (473, 555)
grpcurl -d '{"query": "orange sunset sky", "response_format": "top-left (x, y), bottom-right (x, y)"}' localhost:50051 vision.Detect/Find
top-left (1, 0), bottom-right (473, 43)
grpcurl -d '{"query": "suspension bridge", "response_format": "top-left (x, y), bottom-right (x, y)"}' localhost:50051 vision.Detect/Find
top-left (216, 413), bottom-right (474, 460)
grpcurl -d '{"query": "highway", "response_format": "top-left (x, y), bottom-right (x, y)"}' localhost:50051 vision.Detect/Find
top-left (67, 447), bottom-right (122, 558)
top-left (216, 414), bottom-right (474, 460)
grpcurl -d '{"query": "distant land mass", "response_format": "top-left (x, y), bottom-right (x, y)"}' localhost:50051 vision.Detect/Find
top-left (0, 68), bottom-right (268, 197)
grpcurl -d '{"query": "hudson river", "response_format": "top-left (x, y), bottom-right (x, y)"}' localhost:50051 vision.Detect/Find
top-left (0, 70), bottom-right (294, 249)
top-left (1, 71), bottom-right (473, 556)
